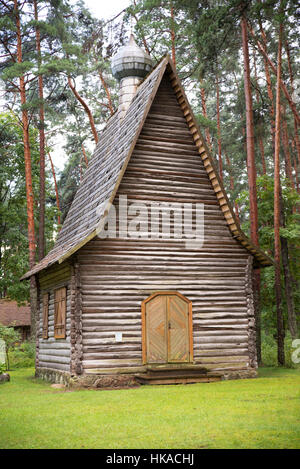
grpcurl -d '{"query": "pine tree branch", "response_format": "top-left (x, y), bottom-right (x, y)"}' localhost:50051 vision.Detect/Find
top-left (248, 22), bottom-right (300, 126)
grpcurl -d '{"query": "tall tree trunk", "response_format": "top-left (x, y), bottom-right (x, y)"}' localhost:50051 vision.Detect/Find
top-left (280, 229), bottom-right (298, 339)
top-left (285, 40), bottom-right (300, 163)
top-left (199, 78), bottom-right (212, 150)
top-left (33, 0), bottom-right (46, 261)
top-left (281, 105), bottom-right (295, 190)
top-left (170, 2), bottom-right (176, 67)
top-left (67, 76), bottom-right (99, 144)
top-left (280, 112), bottom-right (297, 339)
top-left (14, 0), bottom-right (37, 339)
top-left (225, 152), bottom-right (240, 221)
top-left (293, 154), bottom-right (300, 193)
top-left (81, 144), bottom-right (89, 167)
top-left (241, 16), bottom-right (259, 247)
top-left (273, 11), bottom-right (285, 366)
top-left (257, 7), bottom-right (276, 150)
top-left (241, 11), bottom-right (261, 364)
top-left (47, 151), bottom-right (61, 226)
top-left (216, 72), bottom-right (223, 181)
top-left (98, 70), bottom-right (114, 116)
top-left (253, 49), bottom-right (266, 175)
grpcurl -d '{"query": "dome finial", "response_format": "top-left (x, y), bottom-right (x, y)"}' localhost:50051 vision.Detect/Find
top-left (129, 33), bottom-right (136, 45)
top-left (111, 34), bottom-right (154, 119)
top-left (111, 34), bottom-right (153, 82)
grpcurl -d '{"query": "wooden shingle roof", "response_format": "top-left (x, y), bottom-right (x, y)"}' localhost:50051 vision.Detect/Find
top-left (22, 56), bottom-right (272, 280)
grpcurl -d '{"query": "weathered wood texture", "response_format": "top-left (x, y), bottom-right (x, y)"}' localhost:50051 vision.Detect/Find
top-left (37, 263), bottom-right (71, 372)
top-left (70, 262), bottom-right (83, 375)
top-left (246, 255), bottom-right (257, 368)
top-left (78, 75), bottom-right (253, 375)
top-left (54, 287), bottom-right (67, 339)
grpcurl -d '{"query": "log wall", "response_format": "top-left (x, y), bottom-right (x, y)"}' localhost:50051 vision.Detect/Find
top-left (78, 74), bottom-right (254, 375)
top-left (37, 263), bottom-right (71, 372)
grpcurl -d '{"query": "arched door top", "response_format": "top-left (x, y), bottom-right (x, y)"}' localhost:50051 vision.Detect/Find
top-left (142, 291), bottom-right (192, 306)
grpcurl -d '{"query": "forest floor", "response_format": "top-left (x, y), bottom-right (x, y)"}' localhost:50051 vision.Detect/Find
top-left (0, 367), bottom-right (299, 449)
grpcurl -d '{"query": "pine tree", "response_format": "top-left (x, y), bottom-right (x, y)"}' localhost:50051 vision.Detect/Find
top-left (273, 0), bottom-right (285, 365)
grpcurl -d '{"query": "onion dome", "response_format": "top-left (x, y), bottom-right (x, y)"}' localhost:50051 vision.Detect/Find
top-left (111, 34), bottom-right (153, 81)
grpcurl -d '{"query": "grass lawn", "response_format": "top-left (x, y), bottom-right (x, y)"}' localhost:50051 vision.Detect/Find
top-left (0, 367), bottom-right (299, 449)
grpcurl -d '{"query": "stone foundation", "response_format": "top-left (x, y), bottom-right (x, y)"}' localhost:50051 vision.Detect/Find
top-left (35, 367), bottom-right (72, 386)
top-left (35, 367), bottom-right (258, 388)
top-left (69, 374), bottom-right (138, 389)
top-left (35, 367), bottom-right (138, 389)
top-left (222, 369), bottom-right (257, 380)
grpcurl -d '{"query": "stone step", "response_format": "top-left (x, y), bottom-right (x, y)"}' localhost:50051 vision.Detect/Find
top-left (135, 374), bottom-right (221, 385)
top-left (146, 364), bottom-right (208, 374)
top-left (145, 369), bottom-right (208, 378)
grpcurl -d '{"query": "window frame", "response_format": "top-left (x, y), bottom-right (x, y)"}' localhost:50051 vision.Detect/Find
top-left (42, 292), bottom-right (49, 339)
top-left (54, 286), bottom-right (67, 339)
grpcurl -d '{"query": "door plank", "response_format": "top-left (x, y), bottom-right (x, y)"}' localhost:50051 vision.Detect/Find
top-left (168, 295), bottom-right (189, 362)
top-left (145, 294), bottom-right (167, 363)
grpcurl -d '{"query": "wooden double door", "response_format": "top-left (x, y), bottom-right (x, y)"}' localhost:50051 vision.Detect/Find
top-left (142, 292), bottom-right (193, 364)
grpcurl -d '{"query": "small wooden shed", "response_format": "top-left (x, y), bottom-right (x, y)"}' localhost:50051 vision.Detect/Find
top-left (22, 39), bottom-right (272, 386)
top-left (0, 299), bottom-right (31, 341)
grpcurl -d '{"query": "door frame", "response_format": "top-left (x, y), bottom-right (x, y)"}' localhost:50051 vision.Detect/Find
top-left (141, 291), bottom-right (193, 365)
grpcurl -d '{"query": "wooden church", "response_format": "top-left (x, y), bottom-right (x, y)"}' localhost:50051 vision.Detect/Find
top-left (22, 36), bottom-right (272, 386)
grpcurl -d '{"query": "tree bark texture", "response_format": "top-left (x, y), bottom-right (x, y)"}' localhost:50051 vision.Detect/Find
top-left (34, 0), bottom-right (46, 261)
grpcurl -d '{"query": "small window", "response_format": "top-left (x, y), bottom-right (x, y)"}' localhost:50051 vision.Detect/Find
top-left (42, 293), bottom-right (49, 339)
top-left (54, 287), bottom-right (67, 339)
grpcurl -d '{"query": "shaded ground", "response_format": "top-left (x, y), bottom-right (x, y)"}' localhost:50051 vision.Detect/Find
top-left (0, 367), bottom-right (299, 449)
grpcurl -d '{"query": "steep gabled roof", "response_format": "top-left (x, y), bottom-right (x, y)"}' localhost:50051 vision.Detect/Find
top-left (22, 56), bottom-right (272, 280)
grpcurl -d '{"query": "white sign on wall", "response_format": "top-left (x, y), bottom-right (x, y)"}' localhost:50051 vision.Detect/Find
top-left (0, 339), bottom-right (5, 365)
top-left (115, 332), bottom-right (123, 342)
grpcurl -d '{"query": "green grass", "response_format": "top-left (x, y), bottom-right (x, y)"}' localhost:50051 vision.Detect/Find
top-left (0, 367), bottom-right (299, 449)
